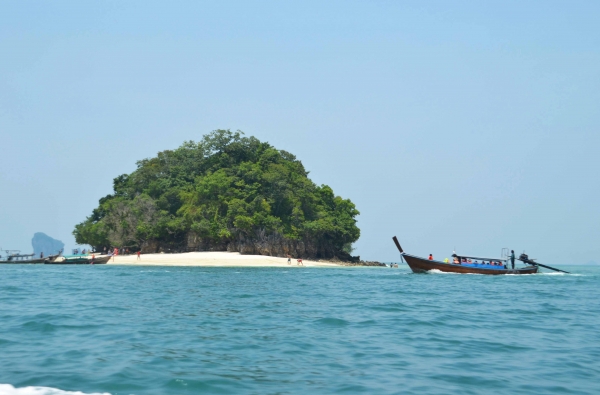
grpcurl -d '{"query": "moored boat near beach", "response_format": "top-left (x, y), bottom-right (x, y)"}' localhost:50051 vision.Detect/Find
top-left (0, 250), bottom-right (60, 264)
top-left (44, 254), bottom-right (61, 263)
top-left (392, 236), bottom-right (539, 275)
top-left (46, 255), bottom-right (111, 265)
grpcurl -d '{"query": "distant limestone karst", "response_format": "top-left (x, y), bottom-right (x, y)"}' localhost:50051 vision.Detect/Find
top-left (32, 232), bottom-right (64, 256)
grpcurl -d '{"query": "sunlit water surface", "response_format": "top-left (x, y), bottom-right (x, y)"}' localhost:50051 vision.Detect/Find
top-left (1, 264), bottom-right (599, 395)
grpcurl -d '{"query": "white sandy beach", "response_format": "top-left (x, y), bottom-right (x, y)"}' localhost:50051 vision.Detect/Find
top-left (102, 251), bottom-right (342, 267)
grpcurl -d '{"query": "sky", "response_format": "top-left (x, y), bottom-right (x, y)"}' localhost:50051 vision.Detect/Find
top-left (1, 1), bottom-right (599, 264)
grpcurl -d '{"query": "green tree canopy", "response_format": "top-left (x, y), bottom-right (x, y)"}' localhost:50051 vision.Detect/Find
top-left (74, 130), bottom-right (360, 258)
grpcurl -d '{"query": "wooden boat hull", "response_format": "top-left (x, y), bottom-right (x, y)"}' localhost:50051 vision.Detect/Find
top-left (402, 253), bottom-right (538, 275)
top-left (0, 254), bottom-right (60, 264)
top-left (44, 254), bottom-right (61, 263)
top-left (0, 257), bottom-right (47, 264)
top-left (45, 256), bottom-right (111, 265)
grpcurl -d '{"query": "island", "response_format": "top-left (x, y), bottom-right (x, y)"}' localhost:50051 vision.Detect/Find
top-left (74, 130), bottom-right (379, 266)
top-left (32, 232), bottom-right (64, 257)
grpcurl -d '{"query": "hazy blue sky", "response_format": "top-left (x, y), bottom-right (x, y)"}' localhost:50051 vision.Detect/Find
top-left (1, 1), bottom-right (599, 263)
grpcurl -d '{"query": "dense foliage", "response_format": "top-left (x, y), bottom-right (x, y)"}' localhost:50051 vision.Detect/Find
top-left (74, 130), bottom-right (360, 258)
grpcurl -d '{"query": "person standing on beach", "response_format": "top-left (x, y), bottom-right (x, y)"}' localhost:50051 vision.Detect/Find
top-left (510, 250), bottom-right (515, 269)
top-left (137, 250), bottom-right (141, 261)
top-left (287, 254), bottom-right (291, 265)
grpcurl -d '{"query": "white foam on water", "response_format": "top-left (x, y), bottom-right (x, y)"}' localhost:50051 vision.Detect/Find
top-left (0, 384), bottom-right (110, 395)
top-left (427, 269), bottom-right (461, 275)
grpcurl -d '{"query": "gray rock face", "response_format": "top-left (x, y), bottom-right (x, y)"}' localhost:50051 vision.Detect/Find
top-left (183, 231), bottom-right (358, 261)
top-left (32, 233), bottom-right (64, 257)
top-left (140, 231), bottom-right (360, 262)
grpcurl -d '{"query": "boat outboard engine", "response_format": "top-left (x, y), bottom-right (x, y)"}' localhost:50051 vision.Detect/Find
top-left (518, 253), bottom-right (539, 266)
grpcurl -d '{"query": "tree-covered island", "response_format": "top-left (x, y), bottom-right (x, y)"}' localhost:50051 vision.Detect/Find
top-left (74, 130), bottom-right (360, 260)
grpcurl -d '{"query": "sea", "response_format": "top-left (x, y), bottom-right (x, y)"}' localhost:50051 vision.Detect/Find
top-left (1, 264), bottom-right (599, 395)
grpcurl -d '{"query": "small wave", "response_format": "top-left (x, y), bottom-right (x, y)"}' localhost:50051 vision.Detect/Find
top-left (370, 306), bottom-right (405, 312)
top-left (315, 317), bottom-right (349, 326)
top-left (427, 269), bottom-right (460, 275)
top-left (0, 286), bottom-right (21, 292)
top-left (357, 319), bottom-right (377, 325)
top-left (0, 384), bottom-right (110, 395)
top-left (20, 321), bottom-right (57, 333)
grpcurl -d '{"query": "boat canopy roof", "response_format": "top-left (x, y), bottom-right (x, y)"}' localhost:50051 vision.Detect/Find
top-left (452, 254), bottom-right (506, 262)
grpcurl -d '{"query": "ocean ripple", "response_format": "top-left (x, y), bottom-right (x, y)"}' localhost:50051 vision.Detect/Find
top-left (0, 265), bottom-right (598, 394)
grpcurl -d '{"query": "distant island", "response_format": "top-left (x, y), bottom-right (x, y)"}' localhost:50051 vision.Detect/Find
top-left (74, 130), bottom-right (360, 260)
top-left (32, 232), bottom-right (64, 256)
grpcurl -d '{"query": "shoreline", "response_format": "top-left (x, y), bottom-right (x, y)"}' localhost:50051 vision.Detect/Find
top-left (101, 251), bottom-right (345, 267)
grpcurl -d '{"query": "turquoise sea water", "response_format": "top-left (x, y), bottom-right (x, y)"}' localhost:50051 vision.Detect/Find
top-left (1, 264), bottom-right (599, 395)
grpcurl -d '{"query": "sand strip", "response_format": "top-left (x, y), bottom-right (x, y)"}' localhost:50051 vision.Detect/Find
top-left (102, 251), bottom-right (342, 267)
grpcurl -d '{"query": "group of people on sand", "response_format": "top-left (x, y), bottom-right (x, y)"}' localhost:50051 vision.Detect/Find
top-left (287, 254), bottom-right (303, 266)
top-left (103, 246), bottom-right (141, 261)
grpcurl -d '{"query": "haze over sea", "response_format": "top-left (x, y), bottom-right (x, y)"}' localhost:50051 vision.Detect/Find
top-left (1, 265), bottom-right (599, 395)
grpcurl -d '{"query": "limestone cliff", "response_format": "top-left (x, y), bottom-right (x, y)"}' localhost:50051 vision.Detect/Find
top-left (32, 232), bottom-right (64, 256)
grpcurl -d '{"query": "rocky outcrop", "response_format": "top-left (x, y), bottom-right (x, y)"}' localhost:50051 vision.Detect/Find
top-left (218, 232), bottom-right (350, 260)
top-left (31, 232), bottom-right (64, 256)
top-left (136, 231), bottom-right (383, 264)
top-left (138, 231), bottom-right (360, 261)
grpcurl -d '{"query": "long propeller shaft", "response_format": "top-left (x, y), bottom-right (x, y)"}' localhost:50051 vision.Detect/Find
top-left (518, 258), bottom-right (570, 274)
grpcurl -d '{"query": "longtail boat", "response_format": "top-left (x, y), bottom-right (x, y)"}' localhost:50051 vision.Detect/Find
top-left (44, 254), bottom-right (62, 263)
top-left (46, 255), bottom-right (111, 265)
top-left (392, 236), bottom-right (539, 275)
top-left (0, 250), bottom-right (60, 264)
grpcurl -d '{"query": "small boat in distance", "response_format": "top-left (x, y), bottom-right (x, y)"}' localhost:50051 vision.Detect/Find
top-left (0, 250), bottom-right (61, 264)
top-left (392, 237), bottom-right (539, 275)
top-left (46, 255), bottom-right (111, 265)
